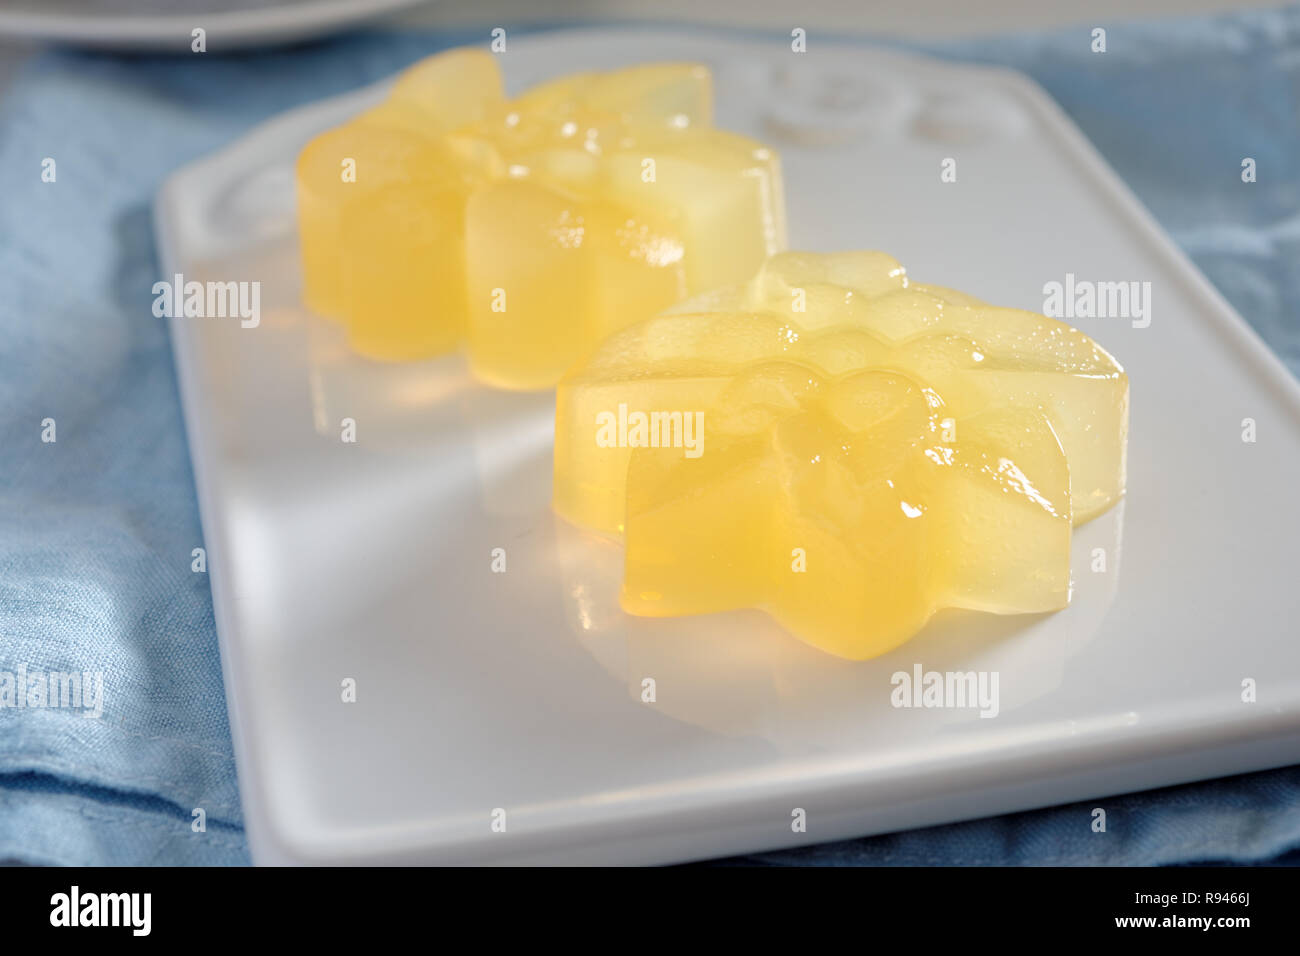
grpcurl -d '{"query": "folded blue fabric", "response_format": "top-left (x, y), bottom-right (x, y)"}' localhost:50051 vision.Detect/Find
top-left (1, 8), bottom-right (1297, 866)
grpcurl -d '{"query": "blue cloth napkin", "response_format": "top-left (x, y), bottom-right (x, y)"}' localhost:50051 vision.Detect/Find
top-left (2, 8), bottom-right (1298, 866)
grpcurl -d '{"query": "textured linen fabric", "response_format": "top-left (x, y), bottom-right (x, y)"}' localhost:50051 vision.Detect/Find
top-left (0, 9), bottom-right (1297, 865)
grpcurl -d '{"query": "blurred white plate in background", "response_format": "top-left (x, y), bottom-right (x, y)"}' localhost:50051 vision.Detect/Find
top-left (0, 0), bottom-right (427, 51)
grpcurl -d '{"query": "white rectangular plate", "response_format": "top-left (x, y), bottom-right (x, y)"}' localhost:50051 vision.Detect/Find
top-left (154, 28), bottom-right (1300, 865)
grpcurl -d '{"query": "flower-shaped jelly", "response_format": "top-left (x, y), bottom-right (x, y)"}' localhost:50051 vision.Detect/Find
top-left (553, 251), bottom-right (1129, 659)
top-left (296, 49), bottom-right (786, 387)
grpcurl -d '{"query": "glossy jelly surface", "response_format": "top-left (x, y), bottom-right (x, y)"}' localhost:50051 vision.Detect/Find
top-left (554, 251), bottom-right (1129, 659)
top-left (296, 49), bottom-right (786, 387)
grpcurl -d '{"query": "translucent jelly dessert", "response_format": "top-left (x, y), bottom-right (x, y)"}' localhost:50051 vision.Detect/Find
top-left (553, 251), bottom-right (1128, 660)
top-left (296, 49), bottom-right (786, 387)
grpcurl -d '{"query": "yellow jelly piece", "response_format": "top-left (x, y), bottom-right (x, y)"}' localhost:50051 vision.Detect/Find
top-left (553, 251), bottom-right (1128, 660)
top-left (295, 50), bottom-right (786, 382)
